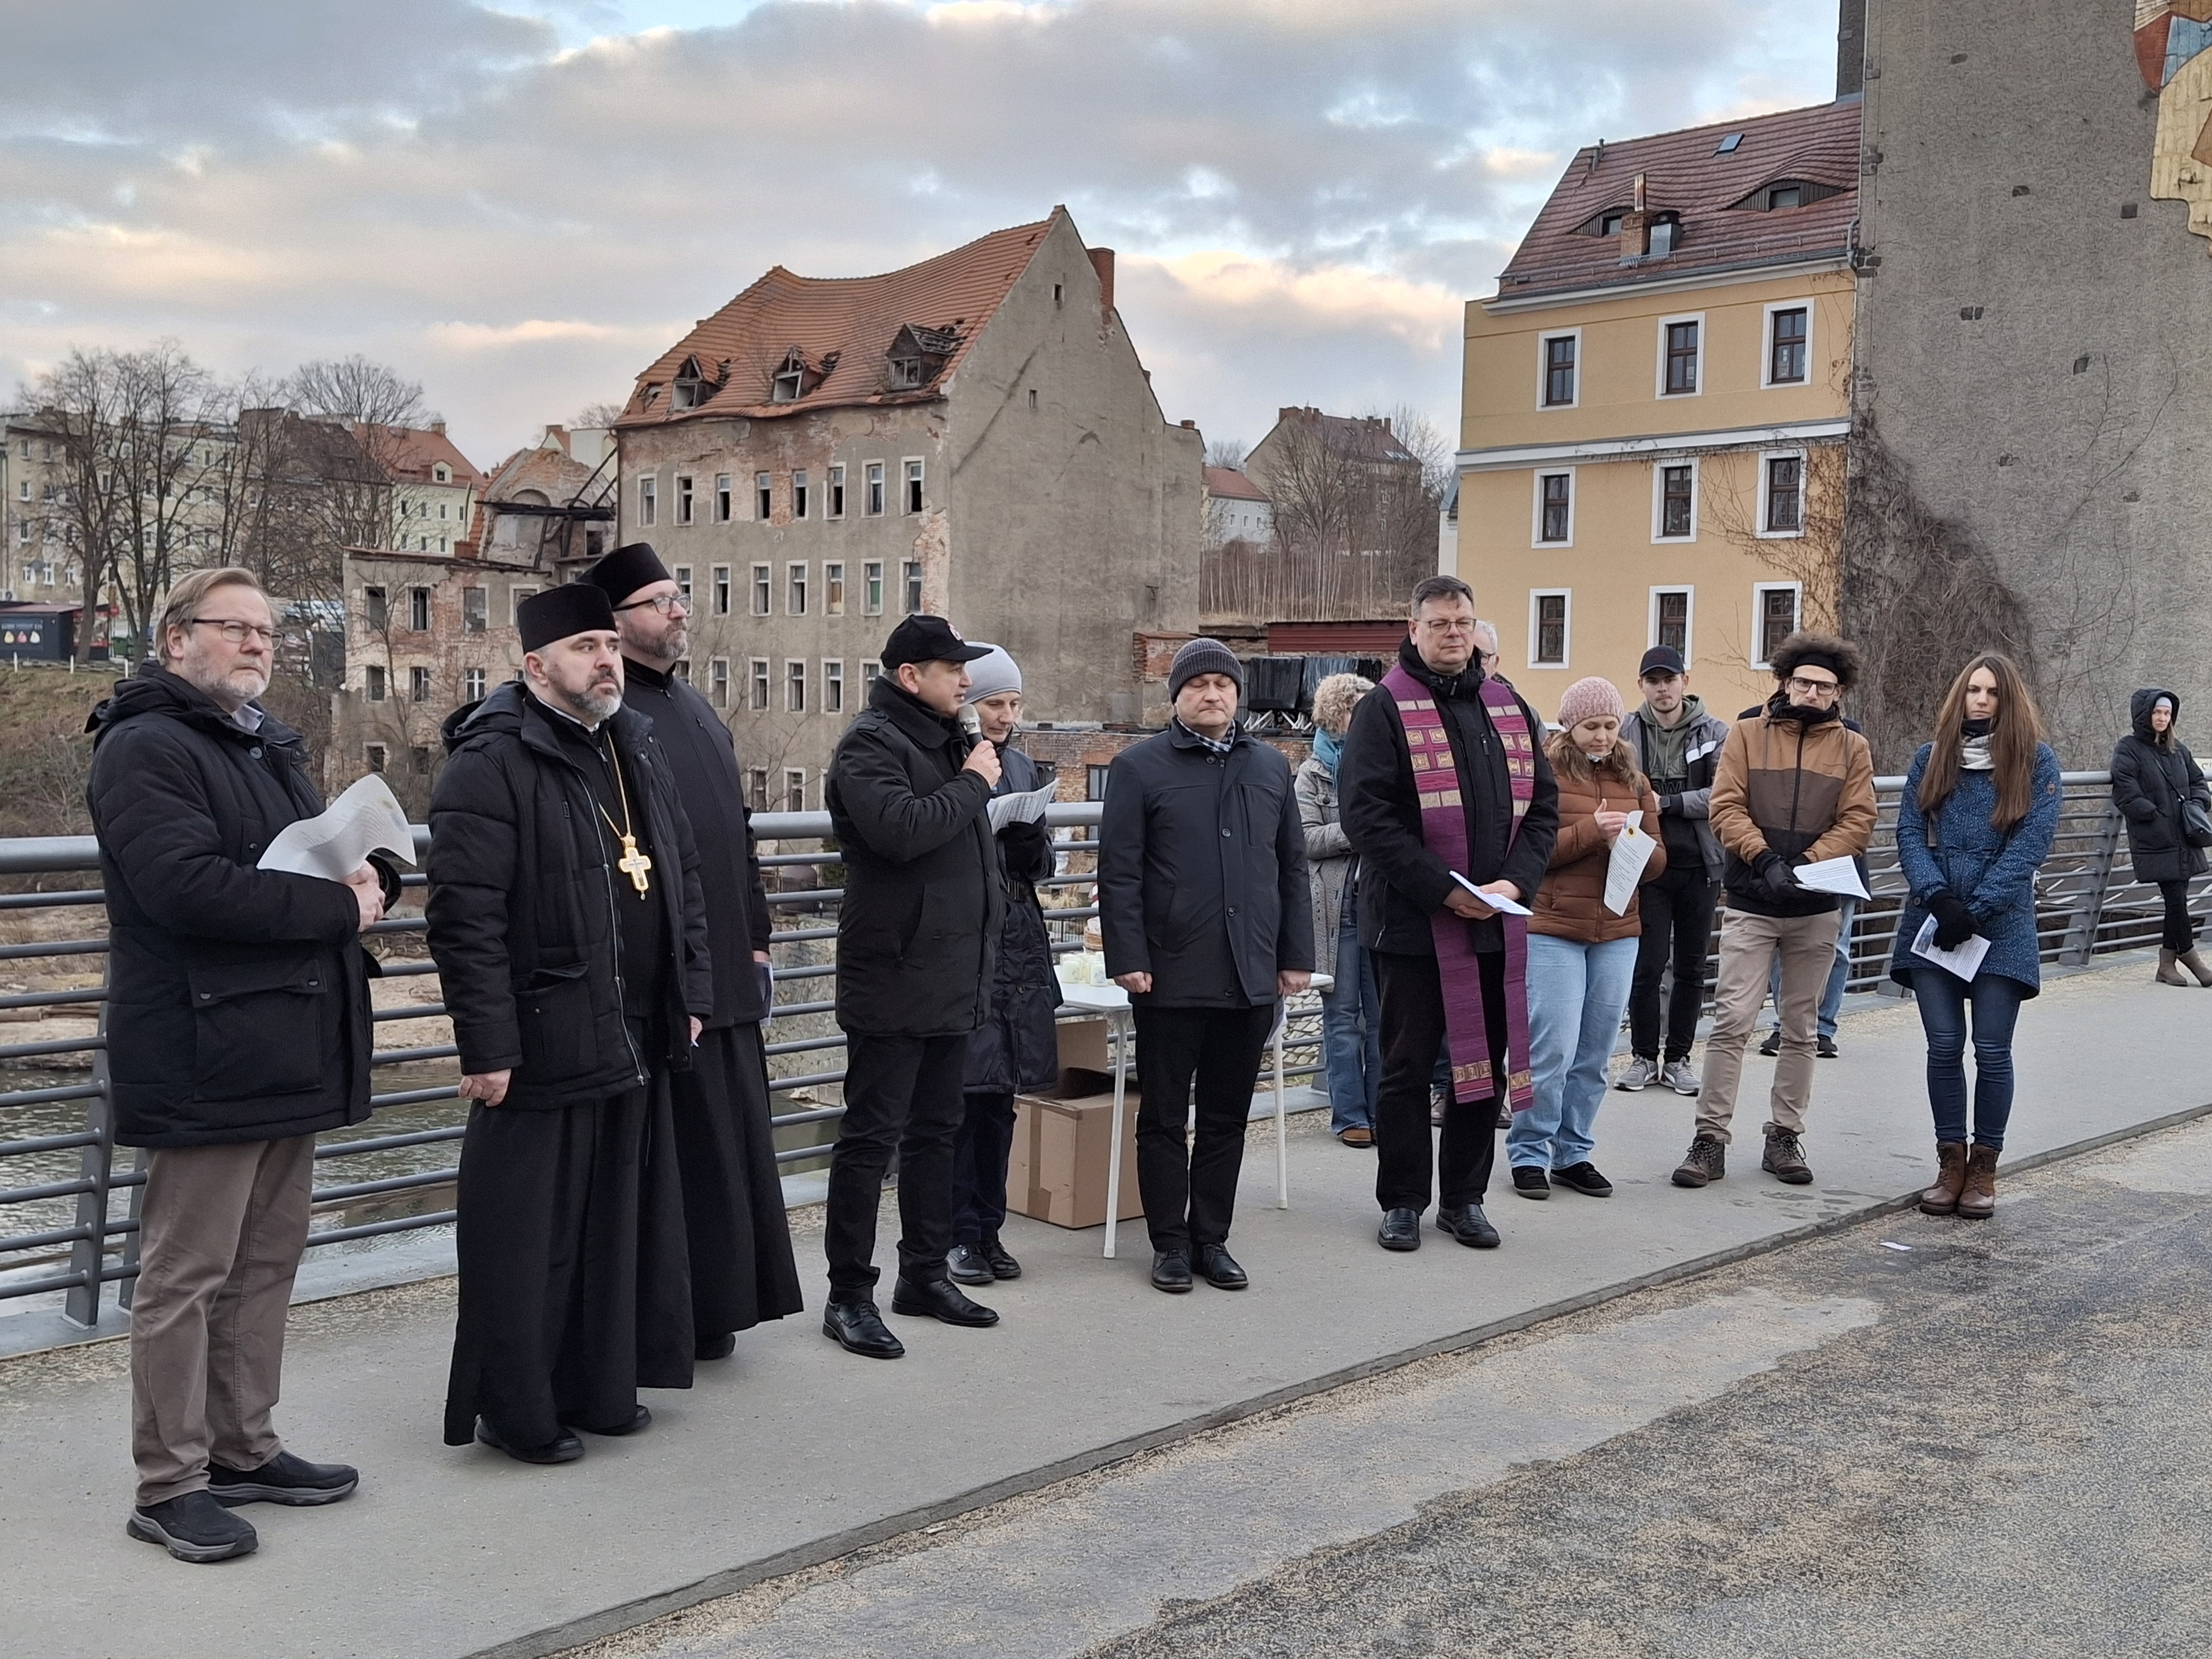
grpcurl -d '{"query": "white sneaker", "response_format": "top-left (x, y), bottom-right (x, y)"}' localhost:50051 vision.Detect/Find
top-left (1613, 1055), bottom-right (1658, 1091)
top-left (1660, 1058), bottom-right (1702, 1096)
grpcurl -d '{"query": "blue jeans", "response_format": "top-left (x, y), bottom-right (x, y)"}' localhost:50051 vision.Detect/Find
top-left (1322, 918), bottom-right (1382, 1133)
top-left (1768, 895), bottom-right (1856, 1039)
top-left (1911, 967), bottom-right (2027, 1148)
top-left (1512, 933), bottom-right (1637, 1171)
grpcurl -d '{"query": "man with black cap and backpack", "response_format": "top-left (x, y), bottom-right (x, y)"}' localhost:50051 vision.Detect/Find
top-left (582, 542), bottom-right (803, 1367)
top-left (819, 614), bottom-right (1004, 1359)
top-left (427, 583), bottom-right (712, 1464)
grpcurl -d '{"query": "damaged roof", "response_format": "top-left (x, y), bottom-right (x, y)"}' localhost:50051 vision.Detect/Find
top-left (1493, 99), bottom-right (1861, 302)
top-left (618, 211), bottom-right (1064, 426)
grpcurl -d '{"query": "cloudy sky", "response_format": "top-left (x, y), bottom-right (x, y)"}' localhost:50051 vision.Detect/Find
top-left (1, 0), bottom-right (1840, 470)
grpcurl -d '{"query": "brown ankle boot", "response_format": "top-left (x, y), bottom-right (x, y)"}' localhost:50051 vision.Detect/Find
top-left (1919, 1141), bottom-right (1966, 1215)
top-left (2158, 950), bottom-right (2191, 986)
top-left (1956, 1144), bottom-right (1998, 1219)
top-left (2180, 949), bottom-right (2212, 988)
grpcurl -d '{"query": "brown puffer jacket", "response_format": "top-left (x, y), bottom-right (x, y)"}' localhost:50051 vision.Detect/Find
top-left (1531, 752), bottom-right (1668, 944)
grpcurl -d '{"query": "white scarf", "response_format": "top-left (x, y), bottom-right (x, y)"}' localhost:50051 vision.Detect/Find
top-left (1960, 733), bottom-right (1996, 771)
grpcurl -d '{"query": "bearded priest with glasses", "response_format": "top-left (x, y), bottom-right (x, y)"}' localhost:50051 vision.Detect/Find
top-left (427, 582), bottom-right (713, 1465)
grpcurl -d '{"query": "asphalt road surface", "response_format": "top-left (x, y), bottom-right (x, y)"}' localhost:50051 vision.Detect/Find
top-left (574, 1114), bottom-right (2212, 1659)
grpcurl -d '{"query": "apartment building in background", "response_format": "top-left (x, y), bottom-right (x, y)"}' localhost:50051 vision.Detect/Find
top-left (612, 207), bottom-right (1205, 806)
top-left (359, 421), bottom-right (486, 557)
top-left (1452, 96), bottom-right (1860, 722)
top-left (1, 414), bottom-right (86, 603)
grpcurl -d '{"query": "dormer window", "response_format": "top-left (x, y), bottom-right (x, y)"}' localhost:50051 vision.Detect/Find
top-left (1733, 178), bottom-right (1842, 213)
top-left (1648, 213), bottom-right (1680, 256)
top-left (888, 356), bottom-right (925, 390)
top-left (884, 324), bottom-right (959, 393)
top-left (770, 348), bottom-right (811, 403)
top-left (670, 355), bottom-right (720, 411)
top-left (1578, 207), bottom-right (1632, 238)
top-left (433, 464), bottom-right (450, 484)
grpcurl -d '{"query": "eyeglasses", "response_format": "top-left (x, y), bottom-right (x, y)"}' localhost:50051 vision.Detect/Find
top-left (1786, 676), bottom-right (1840, 698)
top-left (185, 618), bottom-right (276, 646)
top-left (1478, 651), bottom-right (1501, 666)
top-left (614, 593), bottom-right (688, 616)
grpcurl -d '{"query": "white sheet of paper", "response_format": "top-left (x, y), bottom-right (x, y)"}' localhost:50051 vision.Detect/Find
top-left (1450, 870), bottom-right (1534, 916)
top-left (1793, 856), bottom-right (1871, 901)
top-left (256, 774), bottom-right (415, 881)
top-left (1603, 810), bottom-right (1658, 916)
top-left (1911, 914), bottom-right (1990, 981)
top-left (987, 781), bottom-right (1057, 833)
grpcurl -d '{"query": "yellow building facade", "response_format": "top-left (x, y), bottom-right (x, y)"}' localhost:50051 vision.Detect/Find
top-left (1450, 100), bottom-right (1860, 725)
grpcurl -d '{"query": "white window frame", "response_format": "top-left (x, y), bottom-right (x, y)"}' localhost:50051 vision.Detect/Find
top-left (783, 768), bottom-right (807, 813)
top-left (863, 560), bottom-right (884, 615)
top-left (756, 472), bottom-right (773, 523)
top-left (709, 657), bottom-right (730, 710)
top-left (825, 560), bottom-right (845, 616)
top-left (674, 473), bottom-right (695, 526)
top-left (1756, 448), bottom-right (1808, 539)
top-left (714, 473), bottom-right (732, 523)
top-left (1535, 327), bottom-right (1582, 410)
top-left (750, 563), bottom-right (771, 616)
top-left (785, 658), bottom-right (807, 713)
top-left (508, 584), bottom-right (537, 626)
top-left (636, 473), bottom-right (657, 528)
top-left (748, 658), bottom-right (770, 711)
top-left (1531, 467), bottom-right (1575, 548)
top-left (793, 468), bottom-right (810, 521)
top-left (1655, 310), bottom-right (1706, 400)
top-left (1650, 456), bottom-right (1700, 543)
top-left (673, 564), bottom-right (692, 606)
top-left (1752, 581), bottom-right (1804, 670)
top-left (1648, 586), bottom-right (1695, 664)
top-left (1528, 588), bottom-right (1572, 670)
top-left (1760, 299), bottom-right (1815, 389)
top-left (902, 456), bottom-right (925, 515)
top-left (826, 462), bottom-right (846, 519)
top-left (787, 561), bottom-right (808, 616)
top-left (864, 461), bottom-right (885, 517)
top-left (711, 564), bottom-right (730, 616)
top-left (824, 658), bottom-right (845, 713)
top-left (464, 666), bottom-right (486, 701)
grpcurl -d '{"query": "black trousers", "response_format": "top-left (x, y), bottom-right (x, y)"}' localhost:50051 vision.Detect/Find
top-left (824, 1032), bottom-right (969, 1296)
top-left (1629, 862), bottom-right (1720, 1062)
top-left (1373, 948), bottom-right (1504, 1212)
top-left (1132, 1003), bottom-right (1275, 1256)
top-left (950, 1089), bottom-right (1017, 1244)
top-left (2159, 879), bottom-right (2200, 953)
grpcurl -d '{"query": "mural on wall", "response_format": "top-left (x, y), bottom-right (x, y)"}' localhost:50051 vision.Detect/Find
top-left (2138, 0), bottom-right (2212, 246)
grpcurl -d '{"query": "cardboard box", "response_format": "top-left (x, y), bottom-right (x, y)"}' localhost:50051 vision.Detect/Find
top-left (1007, 1089), bottom-right (1143, 1229)
top-left (1056, 1015), bottom-right (1117, 1076)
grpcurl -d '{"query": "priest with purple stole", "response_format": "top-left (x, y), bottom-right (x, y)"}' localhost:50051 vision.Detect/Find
top-left (1339, 576), bottom-right (1559, 1253)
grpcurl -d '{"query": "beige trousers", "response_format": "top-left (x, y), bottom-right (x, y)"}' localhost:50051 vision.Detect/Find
top-left (129, 1134), bottom-right (316, 1506)
top-left (1694, 908), bottom-right (1842, 1145)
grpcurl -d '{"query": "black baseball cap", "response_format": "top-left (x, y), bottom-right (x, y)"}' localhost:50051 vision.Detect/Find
top-left (1638, 645), bottom-right (1687, 679)
top-left (882, 613), bottom-right (993, 669)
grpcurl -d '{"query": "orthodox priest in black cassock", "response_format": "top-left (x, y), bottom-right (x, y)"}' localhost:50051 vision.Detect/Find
top-left (584, 541), bottom-right (803, 1355)
top-left (427, 583), bottom-right (713, 1463)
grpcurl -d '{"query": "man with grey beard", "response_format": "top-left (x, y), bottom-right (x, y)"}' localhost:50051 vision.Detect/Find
top-left (427, 584), bottom-right (712, 1464)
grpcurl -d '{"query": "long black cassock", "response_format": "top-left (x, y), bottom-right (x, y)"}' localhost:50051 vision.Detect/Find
top-left (427, 683), bottom-right (712, 1448)
top-left (621, 659), bottom-right (805, 1341)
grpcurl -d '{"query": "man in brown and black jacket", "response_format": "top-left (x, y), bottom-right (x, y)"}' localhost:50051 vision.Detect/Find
top-left (1673, 632), bottom-right (1875, 1190)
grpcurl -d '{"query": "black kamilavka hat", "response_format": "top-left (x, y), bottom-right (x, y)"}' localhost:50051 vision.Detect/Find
top-left (518, 583), bottom-right (617, 653)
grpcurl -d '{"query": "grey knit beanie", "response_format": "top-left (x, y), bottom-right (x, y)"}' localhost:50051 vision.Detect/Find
top-left (961, 643), bottom-right (1022, 705)
top-left (1169, 637), bottom-right (1244, 700)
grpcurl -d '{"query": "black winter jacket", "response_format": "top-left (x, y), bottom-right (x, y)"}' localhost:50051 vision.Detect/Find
top-left (87, 665), bottom-right (378, 1148)
top-left (1098, 722), bottom-right (1314, 1008)
top-left (2112, 687), bottom-right (2210, 884)
top-left (963, 747), bottom-right (1063, 1096)
top-left (1338, 638), bottom-right (1560, 956)
top-left (826, 677), bottom-right (1003, 1037)
top-left (621, 659), bottom-right (774, 1027)
top-left (426, 683), bottom-right (711, 1108)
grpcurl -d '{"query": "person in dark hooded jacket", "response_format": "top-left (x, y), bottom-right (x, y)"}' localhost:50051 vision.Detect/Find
top-left (2112, 687), bottom-right (2212, 986)
top-left (89, 568), bottom-right (389, 1564)
top-left (946, 646), bottom-right (1062, 1287)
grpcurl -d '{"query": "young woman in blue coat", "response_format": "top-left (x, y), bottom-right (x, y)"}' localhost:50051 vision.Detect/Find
top-left (1891, 653), bottom-right (2061, 1219)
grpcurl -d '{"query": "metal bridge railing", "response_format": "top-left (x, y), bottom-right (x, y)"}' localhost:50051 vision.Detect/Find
top-left (1, 776), bottom-right (2203, 1329)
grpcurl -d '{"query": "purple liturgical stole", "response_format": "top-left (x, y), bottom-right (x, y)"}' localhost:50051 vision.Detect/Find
top-left (1380, 664), bottom-right (1538, 1110)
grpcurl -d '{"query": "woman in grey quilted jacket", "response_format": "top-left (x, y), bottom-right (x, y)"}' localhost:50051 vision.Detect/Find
top-left (1297, 673), bottom-right (1378, 1146)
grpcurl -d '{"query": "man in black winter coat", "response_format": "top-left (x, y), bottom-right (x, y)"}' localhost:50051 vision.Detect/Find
top-left (89, 568), bottom-right (387, 1564)
top-left (427, 583), bottom-right (712, 1464)
top-left (1339, 577), bottom-right (1559, 1254)
top-left (820, 614), bottom-right (1005, 1359)
top-left (1099, 639), bottom-right (1313, 1295)
top-left (583, 543), bottom-right (803, 1361)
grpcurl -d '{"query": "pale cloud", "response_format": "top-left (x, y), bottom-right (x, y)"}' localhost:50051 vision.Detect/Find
top-left (0, 0), bottom-right (1841, 466)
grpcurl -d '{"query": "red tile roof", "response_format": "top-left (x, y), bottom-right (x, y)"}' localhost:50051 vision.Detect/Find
top-left (1204, 466), bottom-right (1269, 502)
top-left (1494, 99), bottom-right (1861, 301)
top-left (351, 423), bottom-right (486, 488)
top-left (618, 213), bottom-right (1062, 427)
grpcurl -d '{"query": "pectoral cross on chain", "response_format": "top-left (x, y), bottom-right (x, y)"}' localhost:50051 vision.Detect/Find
top-left (616, 835), bottom-right (654, 896)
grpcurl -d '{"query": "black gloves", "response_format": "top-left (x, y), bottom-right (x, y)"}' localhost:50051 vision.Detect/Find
top-left (1927, 890), bottom-right (1978, 950)
top-left (1660, 793), bottom-right (1683, 816)
top-left (1752, 851), bottom-right (1799, 903)
top-left (998, 818), bottom-right (1052, 879)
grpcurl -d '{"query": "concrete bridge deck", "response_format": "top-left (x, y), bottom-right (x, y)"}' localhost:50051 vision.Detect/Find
top-left (0, 953), bottom-right (2203, 1659)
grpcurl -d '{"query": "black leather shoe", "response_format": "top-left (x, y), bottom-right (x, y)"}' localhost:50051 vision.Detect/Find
top-left (1436, 1204), bottom-right (1501, 1248)
top-left (1377, 1207), bottom-right (1423, 1251)
top-left (1151, 1250), bottom-right (1194, 1292)
top-left (823, 1298), bottom-right (905, 1359)
top-left (574, 1404), bottom-right (651, 1437)
top-left (1552, 1161), bottom-right (1614, 1198)
top-left (695, 1332), bottom-right (737, 1362)
top-left (1759, 1028), bottom-right (1782, 1057)
top-left (891, 1275), bottom-right (1000, 1327)
top-left (1510, 1165), bottom-right (1551, 1200)
top-left (474, 1418), bottom-right (585, 1464)
top-left (1192, 1243), bottom-right (1248, 1290)
top-left (978, 1236), bottom-right (1023, 1279)
top-left (127, 1492), bottom-right (258, 1562)
top-left (947, 1242), bottom-right (994, 1285)
top-left (206, 1449), bottom-right (358, 1507)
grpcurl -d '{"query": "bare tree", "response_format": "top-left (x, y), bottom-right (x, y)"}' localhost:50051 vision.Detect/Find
top-left (571, 400), bottom-right (628, 429)
top-left (290, 356), bottom-right (425, 431)
top-left (1204, 436), bottom-right (1249, 471)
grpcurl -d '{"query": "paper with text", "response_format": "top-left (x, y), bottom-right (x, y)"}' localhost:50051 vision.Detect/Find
top-left (257, 774), bottom-right (414, 882)
top-left (1451, 870), bottom-right (1534, 916)
top-left (988, 782), bottom-right (1058, 834)
top-left (1603, 810), bottom-right (1658, 916)
top-left (1911, 914), bottom-right (1990, 981)
top-left (1793, 856), bottom-right (1871, 901)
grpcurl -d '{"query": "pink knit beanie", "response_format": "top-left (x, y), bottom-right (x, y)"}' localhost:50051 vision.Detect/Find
top-left (1555, 676), bottom-right (1625, 730)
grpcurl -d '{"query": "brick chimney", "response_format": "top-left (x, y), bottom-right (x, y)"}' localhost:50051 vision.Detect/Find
top-left (429, 420), bottom-right (446, 436)
top-left (1088, 247), bottom-right (1116, 324)
top-left (1618, 171), bottom-right (1652, 259)
top-left (1836, 0), bottom-right (1866, 98)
